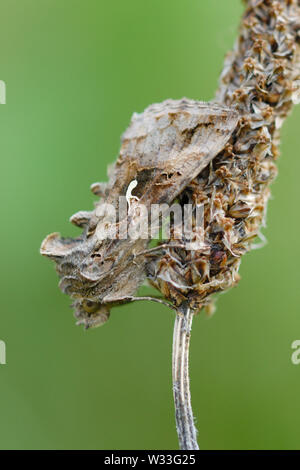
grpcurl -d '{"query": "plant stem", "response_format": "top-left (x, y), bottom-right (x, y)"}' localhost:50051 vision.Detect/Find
top-left (172, 303), bottom-right (199, 450)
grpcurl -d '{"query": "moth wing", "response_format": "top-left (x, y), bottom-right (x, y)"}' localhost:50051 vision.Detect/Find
top-left (112, 98), bottom-right (238, 205)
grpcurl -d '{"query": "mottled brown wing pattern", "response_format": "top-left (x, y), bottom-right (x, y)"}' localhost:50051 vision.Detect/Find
top-left (108, 98), bottom-right (239, 206)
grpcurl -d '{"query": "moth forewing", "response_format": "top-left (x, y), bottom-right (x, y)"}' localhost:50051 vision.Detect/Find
top-left (116, 99), bottom-right (239, 206)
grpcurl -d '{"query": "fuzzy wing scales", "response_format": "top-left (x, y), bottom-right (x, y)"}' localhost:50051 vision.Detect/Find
top-left (110, 98), bottom-right (239, 205)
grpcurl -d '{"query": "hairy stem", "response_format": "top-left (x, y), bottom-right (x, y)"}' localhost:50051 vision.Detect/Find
top-left (172, 304), bottom-right (199, 450)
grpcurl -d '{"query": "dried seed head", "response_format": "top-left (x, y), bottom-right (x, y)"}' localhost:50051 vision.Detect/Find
top-left (147, 0), bottom-right (300, 312)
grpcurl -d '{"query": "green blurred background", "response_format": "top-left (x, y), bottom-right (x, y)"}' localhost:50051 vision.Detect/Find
top-left (1, 0), bottom-right (300, 450)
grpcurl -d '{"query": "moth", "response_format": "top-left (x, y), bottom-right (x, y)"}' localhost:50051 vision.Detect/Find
top-left (41, 98), bottom-right (239, 328)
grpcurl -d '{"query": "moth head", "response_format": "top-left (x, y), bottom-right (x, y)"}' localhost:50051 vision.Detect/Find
top-left (73, 298), bottom-right (110, 329)
top-left (41, 232), bottom-right (145, 328)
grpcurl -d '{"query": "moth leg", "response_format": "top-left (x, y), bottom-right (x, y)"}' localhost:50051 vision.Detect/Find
top-left (104, 294), bottom-right (177, 313)
top-left (129, 296), bottom-right (177, 312)
top-left (134, 243), bottom-right (186, 259)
